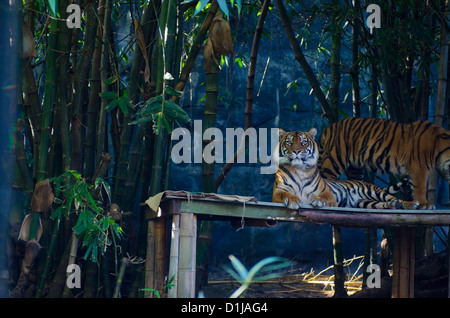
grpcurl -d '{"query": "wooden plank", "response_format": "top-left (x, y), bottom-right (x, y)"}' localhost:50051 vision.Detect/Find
top-left (145, 198), bottom-right (450, 228)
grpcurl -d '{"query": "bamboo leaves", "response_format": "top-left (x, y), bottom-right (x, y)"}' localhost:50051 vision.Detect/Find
top-left (100, 90), bottom-right (132, 115)
top-left (49, 170), bottom-right (124, 263)
top-left (187, 0), bottom-right (241, 17)
top-left (128, 86), bottom-right (190, 133)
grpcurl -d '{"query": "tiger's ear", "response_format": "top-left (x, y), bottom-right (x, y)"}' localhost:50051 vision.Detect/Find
top-left (278, 128), bottom-right (287, 140)
top-left (307, 128), bottom-right (317, 139)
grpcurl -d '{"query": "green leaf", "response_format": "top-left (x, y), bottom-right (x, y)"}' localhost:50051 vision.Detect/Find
top-left (99, 91), bottom-right (118, 100)
top-left (236, 0), bottom-right (241, 16)
top-left (46, 0), bottom-right (59, 18)
top-left (223, 265), bottom-right (244, 283)
top-left (51, 206), bottom-right (62, 220)
top-left (247, 256), bottom-right (290, 279)
top-left (163, 100), bottom-right (190, 122)
top-left (117, 95), bottom-right (131, 115)
top-left (105, 99), bottom-right (119, 112)
top-left (128, 114), bottom-right (156, 126)
top-left (217, 0), bottom-right (229, 17)
top-left (165, 85), bottom-right (183, 97)
top-left (103, 76), bottom-right (118, 86)
top-left (228, 255), bottom-right (248, 280)
top-left (83, 244), bottom-right (93, 260)
top-left (160, 116), bottom-right (172, 133)
top-left (194, 0), bottom-right (209, 16)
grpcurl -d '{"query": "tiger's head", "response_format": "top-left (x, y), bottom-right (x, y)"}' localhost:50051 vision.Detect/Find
top-left (275, 128), bottom-right (318, 170)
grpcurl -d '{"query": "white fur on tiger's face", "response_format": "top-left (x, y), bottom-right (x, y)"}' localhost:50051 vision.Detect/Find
top-left (278, 128), bottom-right (318, 169)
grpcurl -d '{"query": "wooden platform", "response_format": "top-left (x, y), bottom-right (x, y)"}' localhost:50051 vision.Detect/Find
top-left (144, 192), bottom-right (450, 298)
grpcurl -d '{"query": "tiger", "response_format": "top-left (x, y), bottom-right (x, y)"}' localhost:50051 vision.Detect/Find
top-left (272, 128), bottom-right (419, 210)
top-left (318, 117), bottom-right (450, 210)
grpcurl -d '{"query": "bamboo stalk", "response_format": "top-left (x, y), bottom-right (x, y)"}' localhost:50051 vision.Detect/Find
top-left (35, 215), bottom-right (60, 297)
top-left (113, 257), bottom-right (128, 298)
top-left (21, 61), bottom-right (41, 177)
top-left (29, 15), bottom-right (58, 278)
top-left (14, 120), bottom-right (34, 195)
top-left (173, 0), bottom-right (219, 97)
top-left (351, 0), bottom-right (361, 117)
top-left (329, 1), bottom-right (341, 121)
top-left (196, 12), bottom-right (224, 292)
top-left (56, 0), bottom-right (71, 172)
top-left (70, 0), bottom-right (98, 173)
top-left (114, 1), bottom-right (159, 208)
top-left (86, 0), bottom-right (106, 179)
top-left (62, 231), bottom-right (79, 298)
top-left (45, 233), bottom-right (72, 297)
top-left (426, 0), bottom-right (449, 255)
top-left (36, 17), bottom-right (58, 182)
top-left (96, 0), bottom-right (113, 164)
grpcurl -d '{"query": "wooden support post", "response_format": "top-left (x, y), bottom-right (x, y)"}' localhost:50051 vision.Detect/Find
top-left (154, 217), bottom-right (168, 297)
top-left (145, 220), bottom-right (155, 298)
top-left (392, 227), bottom-right (415, 298)
top-left (178, 213), bottom-right (197, 298)
top-left (168, 214), bottom-right (180, 298)
top-left (145, 218), bottom-right (167, 298)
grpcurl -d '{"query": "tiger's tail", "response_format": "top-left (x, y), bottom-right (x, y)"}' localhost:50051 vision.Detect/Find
top-left (382, 177), bottom-right (413, 197)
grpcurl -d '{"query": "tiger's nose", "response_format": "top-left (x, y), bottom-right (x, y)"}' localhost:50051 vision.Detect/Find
top-left (293, 150), bottom-right (301, 155)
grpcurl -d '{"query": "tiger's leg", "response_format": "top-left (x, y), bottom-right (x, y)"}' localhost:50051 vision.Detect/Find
top-left (273, 189), bottom-right (303, 210)
top-left (310, 191), bottom-right (338, 208)
top-left (410, 172), bottom-right (435, 210)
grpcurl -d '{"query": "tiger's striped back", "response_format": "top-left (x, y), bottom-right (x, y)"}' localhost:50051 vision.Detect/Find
top-left (318, 117), bottom-right (450, 209)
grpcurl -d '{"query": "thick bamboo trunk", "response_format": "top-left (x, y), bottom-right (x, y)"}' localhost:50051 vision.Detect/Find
top-left (96, 0), bottom-right (113, 164)
top-left (114, 1), bottom-right (159, 207)
top-left (426, 0), bottom-right (449, 256)
top-left (70, 0), bottom-right (98, 173)
top-left (86, 0), bottom-right (106, 179)
top-left (351, 0), bottom-right (361, 117)
top-left (173, 0), bottom-right (219, 97)
top-left (56, 0), bottom-right (71, 172)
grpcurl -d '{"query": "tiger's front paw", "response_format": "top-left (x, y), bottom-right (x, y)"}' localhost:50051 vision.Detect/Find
top-left (389, 200), bottom-right (419, 210)
top-left (310, 197), bottom-right (337, 208)
top-left (417, 202), bottom-right (435, 210)
top-left (310, 198), bottom-right (327, 208)
top-left (284, 195), bottom-right (302, 210)
top-left (404, 201), bottom-right (419, 210)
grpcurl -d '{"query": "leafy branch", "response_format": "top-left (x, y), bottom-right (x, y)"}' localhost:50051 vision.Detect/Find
top-left (128, 79), bottom-right (190, 134)
top-left (49, 170), bottom-right (123, 263)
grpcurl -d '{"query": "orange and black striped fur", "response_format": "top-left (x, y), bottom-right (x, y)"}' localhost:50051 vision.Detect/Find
top-left (272, 128), bottom-right (418, 210)
top-left (318, 117), bottom-right (450, 209)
